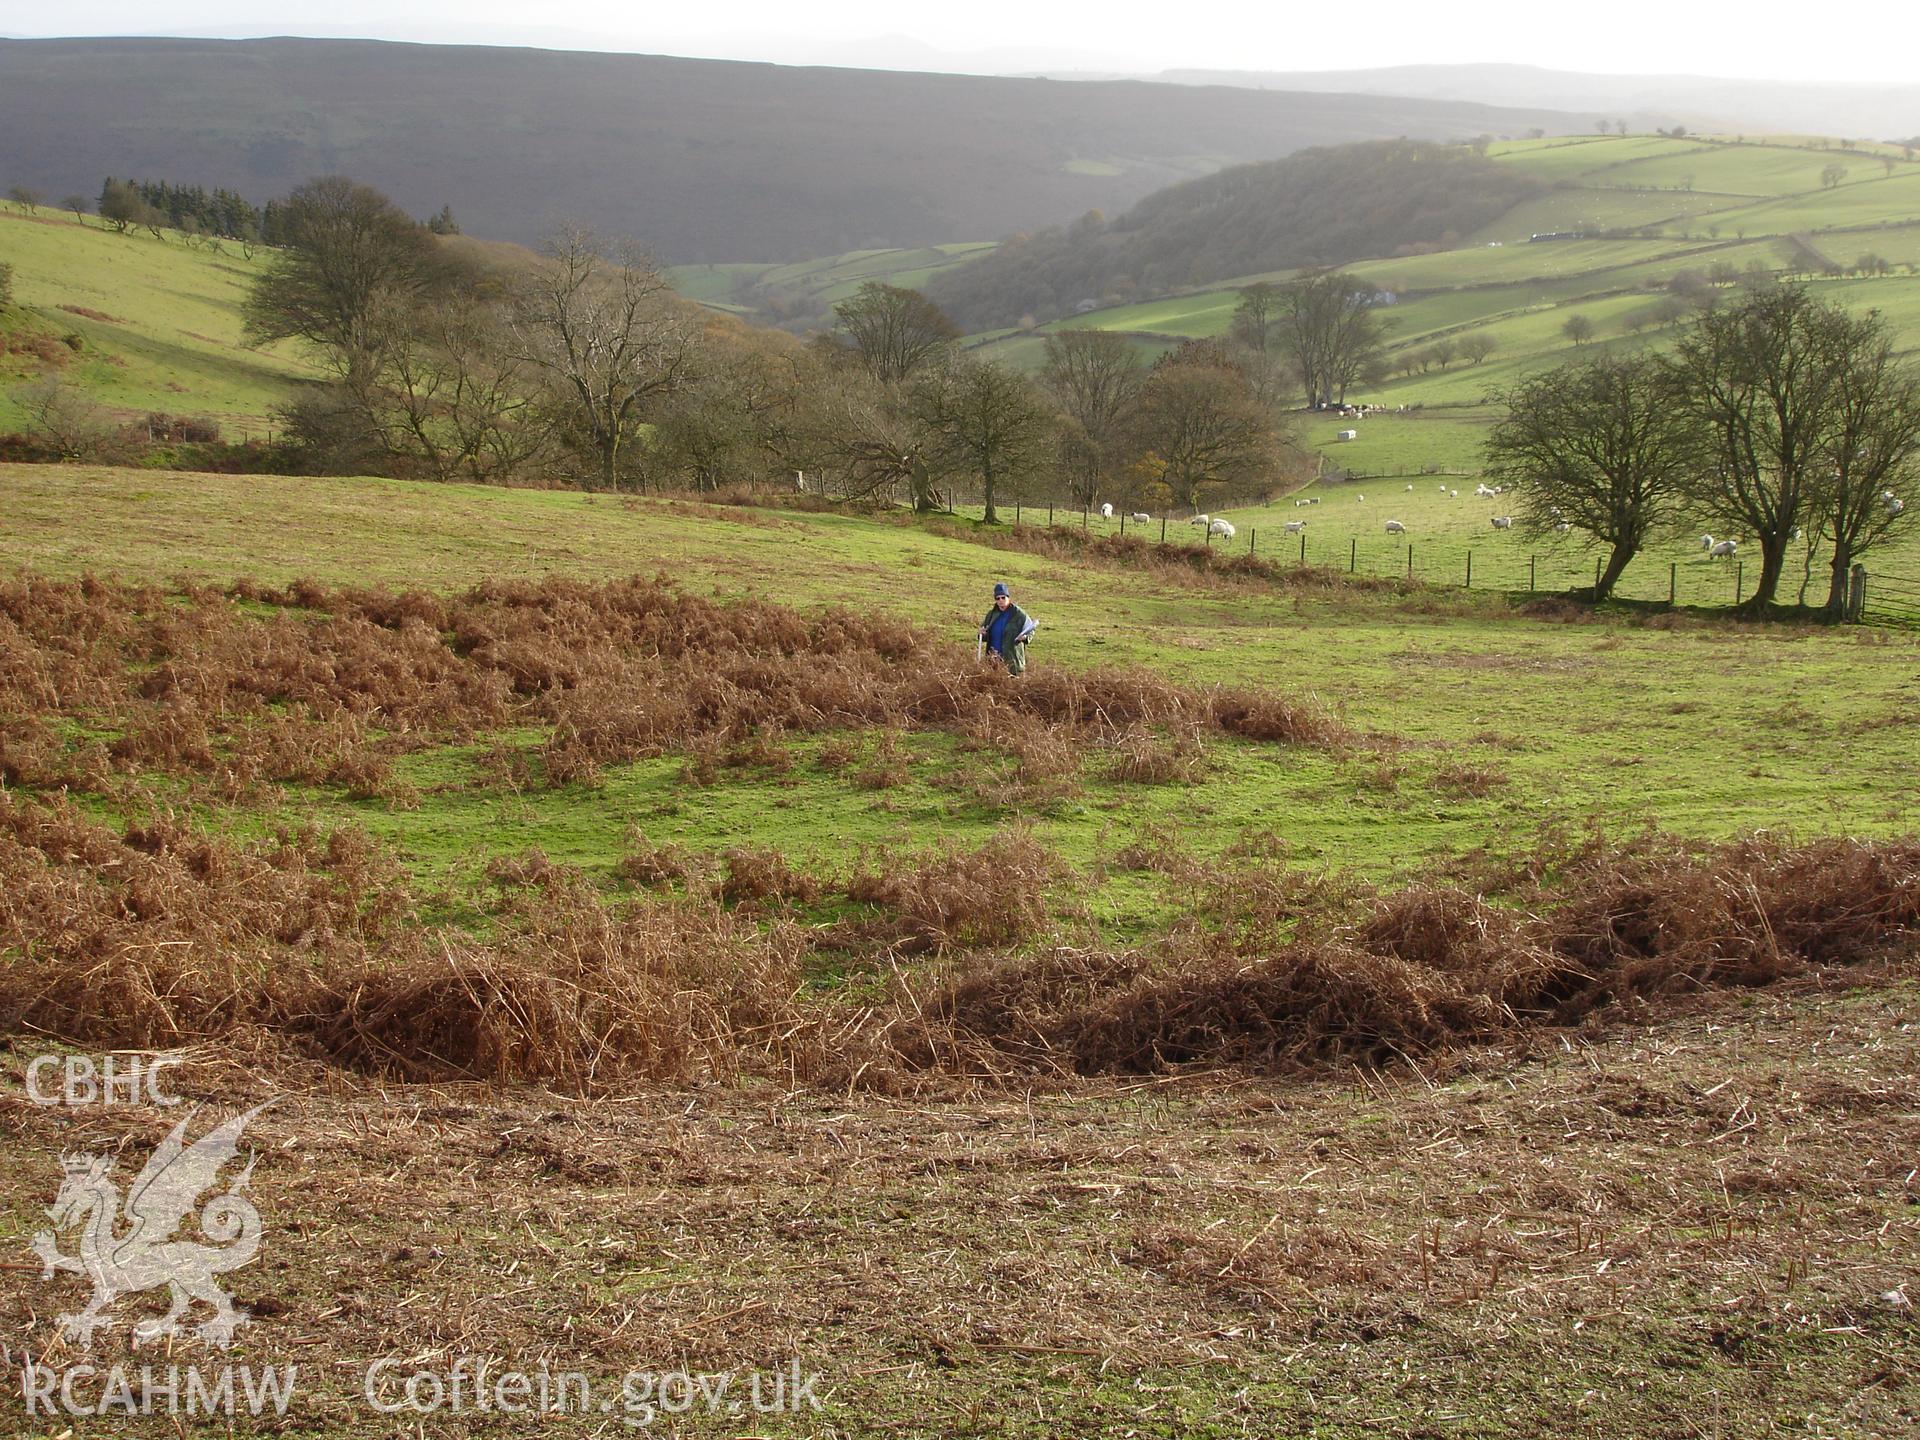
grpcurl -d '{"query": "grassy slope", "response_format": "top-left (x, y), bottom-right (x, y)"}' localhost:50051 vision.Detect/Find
top-left (968, 135), bottom-right (1920, 491)
top-left (3, 466), bottom-right (1916, 1438)
top-left (0, 202), bottom-right (314, 431)
top-left (8, 462), bottom-right (1920, 896)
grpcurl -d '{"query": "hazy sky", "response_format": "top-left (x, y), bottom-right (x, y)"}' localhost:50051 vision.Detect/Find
top-left (6, 2), bottom-right (1918, 85)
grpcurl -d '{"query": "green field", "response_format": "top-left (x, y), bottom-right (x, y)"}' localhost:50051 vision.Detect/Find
top-left (0, 202), bottom-right (314, 432)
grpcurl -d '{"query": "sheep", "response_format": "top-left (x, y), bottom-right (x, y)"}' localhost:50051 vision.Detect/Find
top-left (1131, 512), bottom-right (1151, 524)
top-left (1554, 521), bottom-right (1572, 534)
top-left (1475, 483), bottom-right (1496, 498)
top-left (1295, 499), bottom-right (1309, 507)
top-left (1284, 520), bottom-right (1307, 535)
top-left (1405, 484), bottom-right (1414, 492)
top-left (1209, 518), bottom-right (1237, 538)
top-left (1887, 497), bottom-right (1906, 517)
top-left (1356, 494), bottom-right (1364, 502)
top-left (1438, 484), bottom-right (1448, 492)
top-left (1490, 515), bottom-right (1513, 530)
top-left (1449, 490), bottom-right (1459, 498)
top-left (1309, 497), bottom-right (1321, 505)
top-left (1190, 513), bottom-right (1210, 526)
top-left (1709, 538), bottom-right (1737, 558)
top-left (1384, 519), bottom-right (1407, 535)
top-left (1099, 502), bottom-right (1113, 519)
top-left (1700, 535), bottom-right (1716, 551)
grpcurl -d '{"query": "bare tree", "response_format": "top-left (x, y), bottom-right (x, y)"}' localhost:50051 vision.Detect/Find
top-left (1040, 329), bottom-right (1142, 506)
top-left (1276, 272), bottom-right (1390, 407)
top-left (831, 282), bottom-right (958, 387)
top-left (916, 357), bottom-right (1056, 524)
top-left (7, 185), bottom-right (41, 214)
top-left (1670, 285), bottom-right (1858, 611)
top-left (1484, 356), bottom-right (1698, 599)
top-left (62, 195), bottom-right (88, 223)
top-left (1561, 314), bottom-right (1596, 347)
top-left (1813, 318), bottom-right (1920, 615)
top-left (11, 377), bottom-right (112, 460)
top-left (515, 226), bottom-right (697, 489)
top-left (1125, 348), bottom-right (1297, 512)
top-left (243, 176), bottom-right (445, 390)
top-left (1458, 333), bottom-right (1499, 365)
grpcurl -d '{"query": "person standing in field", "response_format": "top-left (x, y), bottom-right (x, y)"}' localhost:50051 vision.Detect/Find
top-left (979, 582), bottom-right (1034, 675)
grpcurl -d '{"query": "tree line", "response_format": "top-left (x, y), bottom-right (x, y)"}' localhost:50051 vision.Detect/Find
top-left (1484, 285), bottom-right (1920, 617)
top-left (242, 176), bottom-right (1311, 512)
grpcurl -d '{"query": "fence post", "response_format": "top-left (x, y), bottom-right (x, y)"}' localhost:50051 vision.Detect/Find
top-left (1048, 504), bottom-right (1053, 527)
top-left (1082, 506), bottom-right (1088, 530)
top-left (1408, 544), bottom-right (1414, 578)
top-left (1594, 555), bottom-right (1602, 591)
top-left (1300, 531), bottom-right (1307, 565)
top-left (1735, 561), bottom-right (1743, 606)
top-left (1466, 550), bottom-right (1472, 588)
top-left (1669, 562), bottom-right (1677, 607)
top-left (1848, 563), bottom-right (1867, 621)
top-left (1349, 538), bottom-right (1356, 573)
top-left (1529, 555), bottom-right (1536, 591)
top-left (1015, 501), bottom-right (1021, 526)
top-left (1160, 516), bottom-right (1167, 545)
top-left (1118, 512), bottom-right (1125, 537)
top-left (1249, 527), bottom-right (1255, 554)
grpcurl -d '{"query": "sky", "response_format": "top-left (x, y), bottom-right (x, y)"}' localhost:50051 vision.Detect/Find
top-left (4, 1), bottom-right (1918, 86)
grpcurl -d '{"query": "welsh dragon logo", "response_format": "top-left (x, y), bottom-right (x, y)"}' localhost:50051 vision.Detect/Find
top-left (29, 1102), bottom-right (271, 1349)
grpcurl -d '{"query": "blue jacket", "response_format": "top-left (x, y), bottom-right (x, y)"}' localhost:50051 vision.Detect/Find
top-left (980, 601), bottom-right (1032, 655)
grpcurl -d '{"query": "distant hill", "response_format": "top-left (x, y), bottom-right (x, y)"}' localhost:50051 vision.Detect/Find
top-left (0, 37), bottom-right (1596, 263)
top-left (926, 140), bottom-right (1543, 330)
top-left (1133, 65), bottom-right (1920, 145)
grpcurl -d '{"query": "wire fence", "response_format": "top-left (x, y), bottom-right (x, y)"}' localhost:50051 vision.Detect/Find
top-left (1003, 501), bottom-right (1917, 623)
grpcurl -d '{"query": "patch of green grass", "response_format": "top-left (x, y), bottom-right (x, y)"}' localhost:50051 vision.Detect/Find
top-left (0, 202), bottom-right (315, 430)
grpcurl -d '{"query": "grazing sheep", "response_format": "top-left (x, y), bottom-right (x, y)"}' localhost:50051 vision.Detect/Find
top-left (1284, 520), bottom-right (1307, 534)
top-left (1438, 484), bottom-right (1448, 492)
top-left (1356, 494), bottom-right (1364, 502)
top-left (1384, 519), bottom-right (1407, 534)
top-left (1709, 538), bottom-right (1737, 558)
top-left (1405, 484), bottom-right (1414, 491)
top-left (1887, 497), bottom-right (1906, 517)
top-left (1490, 515), bottom-right (1513, 530)
top-left (1190, 513), bottom-right (1210, 526)
top-left (1450, 490), bottom-right (1459, 498)
top-left (1209, 518), bottom-right (1237, 538)
top-left (1337, 429), bottom-right (1358, 441)
top-left (1475, 483), bottom-right (1496, 497)
top-left (1554, 521), bottom-right (1572, 534)
top-left (1131, 512), bottom-right (1151, 524)
top-left (1100, 502), bottom-right (1113, 519)
top-left (1309, 497), bottom-right (1321, 505)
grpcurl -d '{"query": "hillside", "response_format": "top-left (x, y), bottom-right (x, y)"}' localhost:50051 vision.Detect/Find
top-left (966, 133), bottom-right (1920, 478)
top-left (927, 140), bottom-right (1543, 330)
top-left (0, 202), bottom-right (313, 433)
top-left (0, 37), bottom-right (1597, 263)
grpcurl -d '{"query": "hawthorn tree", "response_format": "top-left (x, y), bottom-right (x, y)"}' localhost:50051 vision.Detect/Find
top-left (1484, 355), bottom-right (1698, 599)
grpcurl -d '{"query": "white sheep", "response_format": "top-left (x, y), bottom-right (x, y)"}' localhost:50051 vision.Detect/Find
top-left (1209, 518), bottom-right (1237, 538)
top-left (1356, 494), bottom-right (1365, 502)
top-left (1700, 534), bottom-right (1715, 551)
top-left (1554, 521), bottom-right (1572, 534)
top-left (1887, 497), bottom-right (1906, 517)
top-left (1405, 484), bottom-right (1414, 492)
top-left (1131, 511), bottom-right (1151, 524)
top-left (1191, 513), bottom-right (1210, 526)
top-left (1475, 483), bottom-right (1496, 498)
top-left (1709, 538), bottom-right (1737, 558)
top-left (1384, 520), bottom-right (1407, 534)
top-left (1100, 502), bottom-right (1113, 519)
top-left (1490, 515), bottom-right (1513, 530)
top-left (1284, 520), bottom-right (1307, 534)
top-left (1450, 489), bottom-right (1459, 498)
